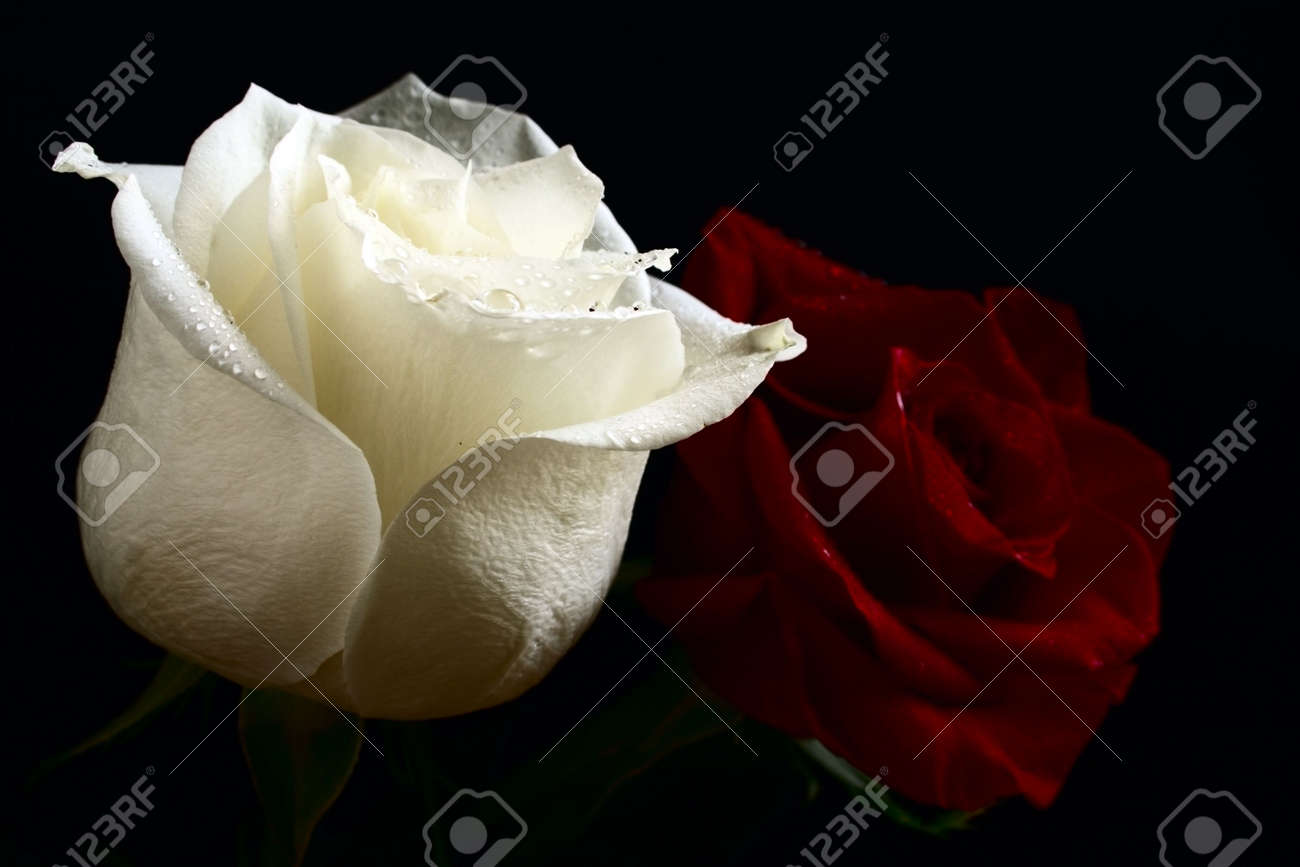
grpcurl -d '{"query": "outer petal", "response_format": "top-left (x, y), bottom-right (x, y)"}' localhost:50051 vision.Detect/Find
top-left (343, 288), bottom-right (803, 718)
top-left (173, 84), bottom-right (299, 273)
top-left (60, 165), bottom-right (381, 694)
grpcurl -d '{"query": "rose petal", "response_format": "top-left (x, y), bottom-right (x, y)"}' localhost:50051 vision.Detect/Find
top-left (56, 77), bottom-right (805, 723)
top-left (173, 85), bottom-right (300, 274)
top-left (343, 290), bottom-right (805, 717)
top-left (986, 288), bottom-right (1091, 410)
top-left (70, 174), bottom-right (382, 691)
top-left (473, 146), bottom-right (605, 259)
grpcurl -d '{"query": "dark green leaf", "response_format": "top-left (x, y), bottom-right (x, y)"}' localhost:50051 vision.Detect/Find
top-left (33, 654), bottom-right (208, 779)
top-left (238, 688), bottom-right (362, 866)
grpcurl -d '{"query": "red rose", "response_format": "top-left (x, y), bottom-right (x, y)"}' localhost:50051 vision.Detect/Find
top-left (638, 212), bottom-right (1171, 810)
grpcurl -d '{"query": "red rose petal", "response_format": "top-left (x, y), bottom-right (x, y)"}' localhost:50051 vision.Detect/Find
top-left (642, 212), bottom-right (1171, 811)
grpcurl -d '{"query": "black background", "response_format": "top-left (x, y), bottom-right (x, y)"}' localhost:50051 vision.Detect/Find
top-left (6, 5), bottom-right (1296, 866)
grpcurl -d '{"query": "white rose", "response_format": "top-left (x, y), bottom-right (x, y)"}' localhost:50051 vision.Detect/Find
top-left (53, 76), bottom-right (804, 719)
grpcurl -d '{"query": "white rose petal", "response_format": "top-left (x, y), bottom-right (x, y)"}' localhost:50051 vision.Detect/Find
top-left (53, 76), bottom-right (805, 719)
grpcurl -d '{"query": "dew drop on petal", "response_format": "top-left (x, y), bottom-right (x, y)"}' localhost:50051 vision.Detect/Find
top-left (478, 288), bottom-right (523, 313)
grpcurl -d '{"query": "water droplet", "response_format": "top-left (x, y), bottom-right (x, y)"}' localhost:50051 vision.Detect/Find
top-left (151, 258), bottom-right (161, 267)
top-left (166, 292), bottom-right (175, 301)
top-left (380, 258), bottom-right (409, 282)
top-left (231, 363), bottom-right (243, 375)
top-left (478, 288), bottom-right (523, 313)
top-left (366, 208), bottom-right (379, 219)
top-left (513, 277), bottom-right (528, 287)
top-left (197, 278), bottom-right (211, 291)
top-left (229, 343), bottom-right (237, 352)
top-left (538, 279), bottom-right (554, 289)
top-left (254, 368), bottom-right (267, 380)
top-left (195, 322), bottom-right (207, 332)
top-left (587, 273), bottom-right (604, 281)
top-left (208, 342), bottom-right (221, 355)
